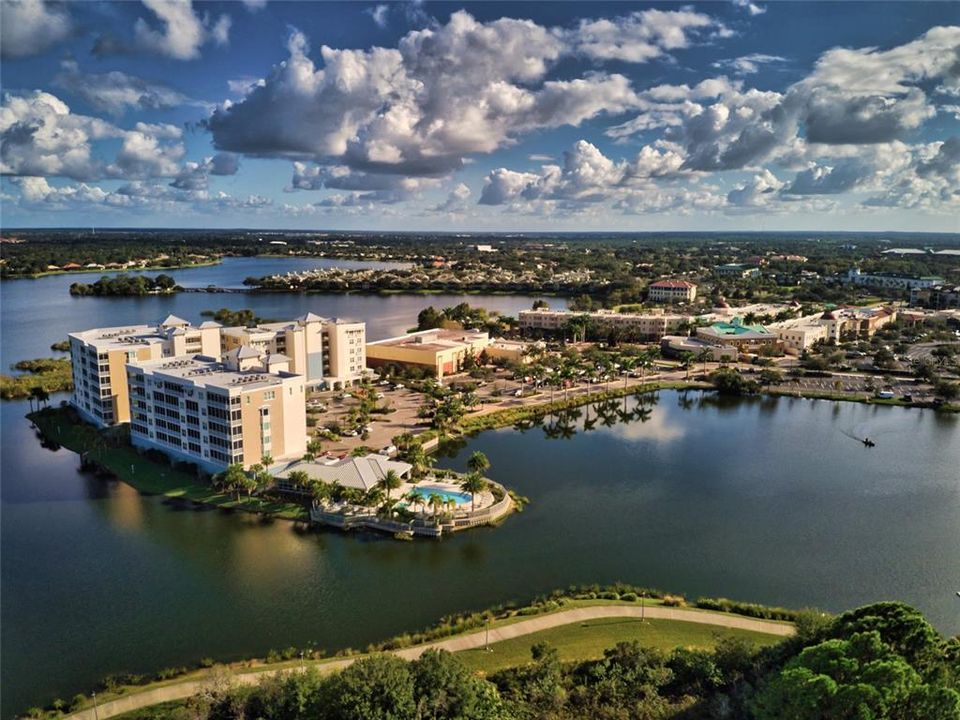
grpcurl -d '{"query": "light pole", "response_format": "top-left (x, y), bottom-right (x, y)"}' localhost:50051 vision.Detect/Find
top-left (299, 650), bottom-right (305, 672)
top-left (485, 618), bottom-right (492, 652)
top-left (92, 691), bottom-right (100, 720)
top-left (641, 591), bottom-right (645, 622)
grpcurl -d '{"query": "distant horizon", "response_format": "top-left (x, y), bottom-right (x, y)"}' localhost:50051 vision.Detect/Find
top-left (3, 227), bottom-right (960, 240)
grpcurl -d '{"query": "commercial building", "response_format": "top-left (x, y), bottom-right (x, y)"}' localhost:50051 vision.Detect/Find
top-left (714, 263), bottom-right (760, 279)
top-left (275, 454), bottom-right (412, 494)
top-left (696, 318), bottom-right (779, 352)
top-left (518, 309), bottom-right (686, 340)
top-left (366, 329), bottom-right (491, 379)
top-left (818, 307), bottom-right (897, 340)
top-left (773, 322), bottom-right (829, 355)
top-left (69, 315), bottom-right (221, 427)
top-left (484, 339), bottom-right (541, 365)
top-left (844, 268), bottom-right (944, 291)
top-left (660, 335), bottom-right (738, 362)
top-left (647, 280), bottom-right (697, 303)
top-left (220, 312), bottom-right (367, 389)
top-left (127, 353), bottom-right (306, 473)
top-left (911, 284), bottom-right (960, 310)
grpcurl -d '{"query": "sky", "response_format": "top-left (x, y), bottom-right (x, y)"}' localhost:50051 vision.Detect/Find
top-left (1, 0), bottom-right (959, 232)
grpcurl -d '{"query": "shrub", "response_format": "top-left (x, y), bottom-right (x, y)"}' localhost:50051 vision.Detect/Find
top-left (620, 592), bottom-right (638, 602)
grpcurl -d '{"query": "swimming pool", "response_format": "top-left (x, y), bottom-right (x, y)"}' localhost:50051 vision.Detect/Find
top-left (410, 485), bottom-right (472, 505)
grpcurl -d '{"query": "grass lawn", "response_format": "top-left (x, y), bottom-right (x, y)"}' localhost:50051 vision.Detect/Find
top-left (29, 407), bottom-right (308, 521)
top-left (454, 617), bottom-right (783, 675)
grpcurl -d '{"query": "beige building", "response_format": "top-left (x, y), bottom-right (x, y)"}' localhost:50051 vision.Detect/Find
top-left (69, 315), bottom-right (221, 427)
top-left (696, 319), bottom-right (779, 352)
top-left (518, 308), bottom-right (686, 340)
top-left (484, 339), bottom-right (541, 365)
top-left (648, 280), bottom-right (697, 303)
top-left (660, 335), bottom-right (738, 362)
top-left (366, 329), bottom-right (490, 379)
top-left (817, 307), bottom-right (897, 340)
top-left (220, 312), bottom-right (366, 389)
top-left (127, 353), bottom-right (306, 473)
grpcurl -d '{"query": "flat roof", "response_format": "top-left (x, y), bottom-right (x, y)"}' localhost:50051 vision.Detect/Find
top-left (368, 328), bottom-right (488, 352)
top-left (276, 454), bottom-right (412, 491)
top-left (129, 355), bottom-right (296, 391)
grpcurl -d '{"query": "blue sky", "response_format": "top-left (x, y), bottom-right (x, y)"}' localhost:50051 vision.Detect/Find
top-left (1, 0), bottom-right (958, 231)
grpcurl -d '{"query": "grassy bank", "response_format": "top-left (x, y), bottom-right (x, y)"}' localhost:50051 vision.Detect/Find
top-left (44, 586), bottom-right (801, 719)
top-left (1, 359), bottom-right (73, 400)
top-left (28, 407), bottom-right (307, 520)
top-left (764, 386), bottom-right (960, 412)
top-left (456, 616), bottom-right (782, 675)
top-left (3, 259), bottom-right (221, 280)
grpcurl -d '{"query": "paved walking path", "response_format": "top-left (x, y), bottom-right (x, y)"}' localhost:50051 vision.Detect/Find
top-left (63, 606), bottom-right (793, 720)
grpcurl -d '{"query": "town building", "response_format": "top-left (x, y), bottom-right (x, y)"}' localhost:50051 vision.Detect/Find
top-left (647, 279), bottom-right (697, 303)
top-left (366, 328), bottom-right (491, 379)
top-left (69, 315), bottom-right (221, 427)
top-left (844, 268), bottom-right (944, 291)
top-left (910, 284), bottom-right (960, 310)
top-left (518, 309), bottom-right (686, 340)
top-left (696, 318), bottom-right (779, 352)
top-left (714, 263), bottom-right (760, 279)
top-left (275, 454), bottom-right (412, 494)
top-left (220, 313), bottom-right (367, 389)
top-left (484, 339), bottom-right (540, 365)
top-left (126, 353), bottom-right (306, 473)
top-left (817, 307), bottom-right (897, 340)
top-left (660, 335), bottom-right (738, 362)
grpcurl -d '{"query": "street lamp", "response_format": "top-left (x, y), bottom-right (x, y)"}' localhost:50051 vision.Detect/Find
top-left (92, 691), bottom-right (99, 720)
top-left (299, 650), bottom-right (305, 672)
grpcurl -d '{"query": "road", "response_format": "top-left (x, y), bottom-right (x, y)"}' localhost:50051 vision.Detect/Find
top-left (62, 605), bottom-right (794, 720)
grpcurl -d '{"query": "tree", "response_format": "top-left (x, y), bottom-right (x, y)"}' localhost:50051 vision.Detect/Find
top-left (428, 493), bottom-right (445, 520)
top-left (532, 299), bottom-right (549, 310)
top-left (378, 469), bottom-right (403, 502)
top-left (461, 473), bottom-right (487, 512)
top-left (710, 368), bottom-right (759, 395)
top-left (261, 453), bottom-right (274, 468)
top-left (697, 348), bottom-right (713, 374)
top-left (679, 351), bottom-right (695, 380)
top-left (411, 649), bottom-right (506, 720)
top-left (287, 470), bottom-right (311, 493)
top-left (467, 450), bottom-right (491, 477)
top-left (216, 464), bottom-right (248, 500)
top-left (323, 655), bottom-right (416, 720)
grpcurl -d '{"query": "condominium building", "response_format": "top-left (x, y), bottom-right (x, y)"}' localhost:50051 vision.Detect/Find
top-left (220, 312), bottom-right (367, 389)
top-left (818, 307), bottom-right (897, 340)
top-left (518, 309), bottom-right (686, 340)
top-left (647, 280), bottom-right (697, 303)
top-left (127, 353), bottom-right (306, 473)
top-left (366, 329), bottom-right (490, 379)
top-left (69, 315), bottom-right (221, 427)
top-left (845, 268), bottom-right (943, 291)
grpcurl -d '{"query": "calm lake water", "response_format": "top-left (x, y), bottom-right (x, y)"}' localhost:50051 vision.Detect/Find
top-left (2, 258), bottom-right (959, 715)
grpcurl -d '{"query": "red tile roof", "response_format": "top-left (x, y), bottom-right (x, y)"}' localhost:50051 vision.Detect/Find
top-left (650, 280), bottom-right (695, 289)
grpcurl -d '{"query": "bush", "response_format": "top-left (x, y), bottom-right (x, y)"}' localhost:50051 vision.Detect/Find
top-left (620, 592), bottom-right (638, 602)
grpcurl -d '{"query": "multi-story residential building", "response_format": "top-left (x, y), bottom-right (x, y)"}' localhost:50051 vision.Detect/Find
top-left (126, 353), bottom-right (306, 473)
top-left (220, 312), bottom-right (367, 389)
top-left (647, 279), bottom-right (697, 303)
top-left (845, 268), bottom-right (944, 291)
top-left (518, 309), bottom-right (686, 340)
top-left (366, 329), bottom-right (490, 379)
top-left (69, 315), bottom-right (221, 427)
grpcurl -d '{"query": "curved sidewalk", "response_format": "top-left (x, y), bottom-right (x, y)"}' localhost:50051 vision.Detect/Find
top-left (64, 606), bottom-right (793, 720)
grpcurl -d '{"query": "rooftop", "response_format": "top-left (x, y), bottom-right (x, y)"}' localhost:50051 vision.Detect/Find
top-left (129, 355), bottom-right (297, 391)
top-left (368, 328), bottom-right (489, 352)
top-left (276, 454), bottom-right (412, 492)
top-left (650, 280), bottom-right (696, 288)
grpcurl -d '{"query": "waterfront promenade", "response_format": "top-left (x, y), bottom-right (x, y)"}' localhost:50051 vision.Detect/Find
top-left (62, 605), bottom-right (794, 720)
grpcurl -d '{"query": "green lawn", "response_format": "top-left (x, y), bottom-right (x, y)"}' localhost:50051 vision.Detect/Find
top-left (29, 407), bottom-right (308, 520)
top-left (454, 617), bottom-right (783, 675)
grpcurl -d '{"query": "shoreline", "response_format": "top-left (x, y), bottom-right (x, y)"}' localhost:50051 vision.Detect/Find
top-left (1, 259), bottom-right (222, 281)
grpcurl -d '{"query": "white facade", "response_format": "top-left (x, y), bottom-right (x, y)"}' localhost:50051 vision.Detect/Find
top-left (845, 268), bottom-right (944, 290)
top-left (648, 280), bottom-right (697, 303)
top-left (519, 309), bottom-right (686, 340)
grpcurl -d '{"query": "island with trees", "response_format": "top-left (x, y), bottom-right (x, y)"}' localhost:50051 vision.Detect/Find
top-left (68, 274), bottom-right (181, 296)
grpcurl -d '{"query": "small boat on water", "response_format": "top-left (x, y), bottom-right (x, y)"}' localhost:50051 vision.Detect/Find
top-left (863, 438), bottom-right (876, 447)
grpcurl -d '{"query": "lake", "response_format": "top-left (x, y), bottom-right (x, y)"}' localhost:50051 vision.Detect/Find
top-left (0, 256), bottom-right (568, 364)
top-left (1, 258), bottom-right (959, 715)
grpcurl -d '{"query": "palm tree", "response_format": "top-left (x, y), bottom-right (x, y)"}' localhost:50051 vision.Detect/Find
top-left (428, 492), bottom-right (445, 520)
top-left (461, 472), bottom-right (487, 511)
top-left (309, 480), bottom-right (330, 507)
top-left (378, 469), bottom-right (402, 502)
top-left (466, 450), bottom-right (490, 477)
top-left (697, 348), bottom-right (713, 375)
top-left (287, 469), bottom-right (311, 494)
top-left (679, 351), bottom-right (695, 380)
top-left (261, 453), bottom-right (274, 468)
top-left (619, 357), bottom-right (637, 389)
top-left (402, 490), bottom-right (423, 514)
